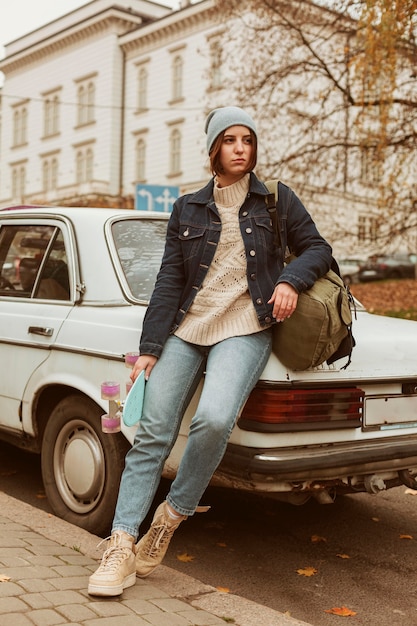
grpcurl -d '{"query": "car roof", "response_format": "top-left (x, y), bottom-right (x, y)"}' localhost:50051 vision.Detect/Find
top-left (0, 205), bottom-right (170, 220)
top-left (0, 205), bottom-right (169, 303)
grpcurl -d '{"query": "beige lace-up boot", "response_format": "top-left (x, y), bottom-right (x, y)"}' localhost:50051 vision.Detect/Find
top-left (135, 501), bottom-right (210, 577)
top-left (88, 530), bottom-right (136, 596)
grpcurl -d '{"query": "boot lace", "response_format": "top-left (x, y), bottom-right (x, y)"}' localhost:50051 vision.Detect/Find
top-left (141, 521), bottom-right (175, 559)
top-left (96, 534), bottom-right (131, 572)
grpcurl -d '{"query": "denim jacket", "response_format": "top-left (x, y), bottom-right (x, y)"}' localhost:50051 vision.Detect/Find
top-left (140, 172), bottom-right (332, 357)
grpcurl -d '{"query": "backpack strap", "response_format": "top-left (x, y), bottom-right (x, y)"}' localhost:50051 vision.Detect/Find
top-left (265, 179), bottom-right (342, 278)
top-left (264, 179), bottom-right (290, 263)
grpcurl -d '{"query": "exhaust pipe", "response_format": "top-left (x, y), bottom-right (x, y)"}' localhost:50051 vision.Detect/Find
top-left (399, 469), bottom-right (417, 490)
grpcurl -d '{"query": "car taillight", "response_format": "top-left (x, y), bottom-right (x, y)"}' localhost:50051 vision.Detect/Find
top-left (238, 387), bottom-right (364, 432)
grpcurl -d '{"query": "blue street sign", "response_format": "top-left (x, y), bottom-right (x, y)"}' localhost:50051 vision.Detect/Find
top-left (135, 184), bottom-right (179, 212)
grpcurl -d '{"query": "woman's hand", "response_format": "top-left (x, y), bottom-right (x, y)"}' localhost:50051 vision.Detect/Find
top-left (131, 354), bottom-right (158, 382)
top-left (268, 282), bottom-right (298, 322)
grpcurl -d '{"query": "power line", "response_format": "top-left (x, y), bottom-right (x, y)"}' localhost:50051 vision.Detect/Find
top-left (0, 92), bottom-right (204, 112)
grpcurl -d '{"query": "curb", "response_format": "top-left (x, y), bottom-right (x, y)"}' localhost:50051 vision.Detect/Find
top-left (0, 491), bottom-right (312, 626)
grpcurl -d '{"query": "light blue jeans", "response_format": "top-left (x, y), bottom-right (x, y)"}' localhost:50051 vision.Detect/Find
top-left (112, 330), bottom-right (272, 539)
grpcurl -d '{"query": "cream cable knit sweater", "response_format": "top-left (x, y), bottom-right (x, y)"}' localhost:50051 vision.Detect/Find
top-left (175, 174), bottom-right (263, 346)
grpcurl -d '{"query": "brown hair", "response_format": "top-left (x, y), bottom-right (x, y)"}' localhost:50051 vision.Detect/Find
top-left (209, 129), bottom-right (257, 176)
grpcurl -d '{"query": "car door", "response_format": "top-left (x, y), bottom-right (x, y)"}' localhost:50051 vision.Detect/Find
top-left (0, 217), bottom-right (76, 432)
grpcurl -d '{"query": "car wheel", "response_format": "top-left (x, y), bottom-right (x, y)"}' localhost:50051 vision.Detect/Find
top-left (41, 394), bottom-right (129, 536)
top-left (389, 270), bottom-right (401, 279)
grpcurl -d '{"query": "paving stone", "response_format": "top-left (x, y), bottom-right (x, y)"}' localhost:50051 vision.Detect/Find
top-left (150, 597), bottom-right (194, 613)
top-left (58, 554), bottom-right (95, 566)
top-left (28, 608), bottom-right (67, 625)
top-left (48, 576), bottom-right (90, 591)
top-left (177, 609), bottom-right (227, 625)
top-left (55, 603), bottom-right (97, 621)
top-left (84, 616), bottom-right (150, 626)
top-left (0, 556), bottom-right (31, 567)
top-left (0, 538), bottom-right (28, 548)
top-left (0, 548), bottom-right (34, 559)
top-left (0, 581), bottom-right (25, 597)
top-left (122, 598), bottom-right (165, 614)
top-left (18, 579), bottom-right (57, 593)
top-left (0, 614), bottom-right (34, 626)
top-left (21, 536), bottom-right (60, 547)
top-left (52, 565), bottom-right (92, 578)
top-left (21, 592), bottom-right (53, 609)
top-left (0, 523), bottom-right (31, 533)
top-left (26, 555), bottom-right (65, 567)
top-left (140, 612), bottom-right (191, 626)
top-left (122, 584), bottom-right (170, 600)
top-left (0, 596), bottom-right (30, 614)
top-left (87, 599), bottom-right (133, 617)
top-left (0, 565), bottom-right (60, 580)
top-left (42, 590), bottom-right (87, 606)
top-left (25, 546), bottom-right (76, 556)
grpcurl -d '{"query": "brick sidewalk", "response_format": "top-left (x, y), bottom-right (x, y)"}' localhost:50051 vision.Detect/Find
top-left (0, 493), bottom-right (312, 626)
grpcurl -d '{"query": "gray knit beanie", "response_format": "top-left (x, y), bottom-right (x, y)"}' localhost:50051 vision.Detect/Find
top-left (205, 106), bottom-right (257, 153)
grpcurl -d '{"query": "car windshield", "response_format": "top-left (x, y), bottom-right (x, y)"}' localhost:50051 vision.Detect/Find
top-left (111, 218), bottom-right (167, 301)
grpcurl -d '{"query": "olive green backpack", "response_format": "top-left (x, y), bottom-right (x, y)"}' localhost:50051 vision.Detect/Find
top-left (265, 179), bottom-right (355, 370)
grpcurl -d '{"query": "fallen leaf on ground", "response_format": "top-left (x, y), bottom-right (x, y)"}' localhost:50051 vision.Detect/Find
top-left (404, 488), bottom-right (417, 496)
top-left (176, 552), bottom-right (195, 562)
top-left (336, 553), bottom-right (351, 559)
top-left (36, 492), bottom-right (47, 499)
top-left (371, 517), bottom-right (379, 522)
top-left (324, 606), bottom-right (357, 616)
top-left (350, 280), bottom-right (417, 319)
top-left (399, 534), bottom-right (413, 540)
top-left (311, 535), bottom-right (327, 543)
top-left (216, 586), bottom-right (230, 593)
top-left (297, 567), bottom-right (318, 577)
top-left (0, 575), bottom-right (11, 582)
top-left (216, 542), bottom-right (227, 548)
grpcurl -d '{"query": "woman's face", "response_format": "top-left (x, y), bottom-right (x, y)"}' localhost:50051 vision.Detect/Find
top-left (218, 125), bottom-right (254, 185)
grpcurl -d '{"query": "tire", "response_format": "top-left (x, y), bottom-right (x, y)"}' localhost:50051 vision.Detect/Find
top-left (388, 270), bottom-right (401, 279)
top-left (41, 394), bottom-right (129, 536)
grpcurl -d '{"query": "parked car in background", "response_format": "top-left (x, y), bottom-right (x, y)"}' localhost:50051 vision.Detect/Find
top-left (1, 206), bottom-right (417, 536)
top-left (337, 258), bottom-right (364, 285)
top-left (358, 253), bottom-right (417, 282)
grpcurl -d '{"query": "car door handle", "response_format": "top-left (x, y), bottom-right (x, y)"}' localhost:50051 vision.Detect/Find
top-left (28, 326), bottom-right (54, 337)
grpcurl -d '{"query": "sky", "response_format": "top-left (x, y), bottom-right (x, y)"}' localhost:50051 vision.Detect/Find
top-left (0, 0), bottom-right (180, 60)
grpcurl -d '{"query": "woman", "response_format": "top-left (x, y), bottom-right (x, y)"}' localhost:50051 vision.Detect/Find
top-left (88, 106), bottom-right (332, 597)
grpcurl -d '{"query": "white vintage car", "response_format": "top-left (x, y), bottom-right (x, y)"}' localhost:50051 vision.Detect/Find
top-left (1, 206), bottom-right (417, 535)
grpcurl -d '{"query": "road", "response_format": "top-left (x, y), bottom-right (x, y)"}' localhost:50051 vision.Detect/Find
top-left (1, 440), bottom-right (417, 625)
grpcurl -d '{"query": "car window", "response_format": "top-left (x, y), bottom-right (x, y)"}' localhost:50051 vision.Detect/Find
top-left (111, 219), bottom-right (167, 301)
top-left (0, 225), bottom-right (70, 300)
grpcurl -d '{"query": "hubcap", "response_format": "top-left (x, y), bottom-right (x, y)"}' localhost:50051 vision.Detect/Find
top-left (53, 419), bottom-right (105, 514)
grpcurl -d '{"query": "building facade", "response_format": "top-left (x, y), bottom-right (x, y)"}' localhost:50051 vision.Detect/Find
top-left (0, 0), bottom-right (415, 256)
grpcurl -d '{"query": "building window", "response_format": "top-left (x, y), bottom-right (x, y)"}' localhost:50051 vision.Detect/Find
top-left (13, 106), bottom-right (28, 147)
top-left (77, 80), bottom-right (95, 126)
top-left (172, 55), bottom-right (183, 101)
top-left (209, 39), bottom-right (223, 90)
top-left (358, 214), bottom-right (378, 243)
top-left (75, 146), bottom-right (94, 184)
top-left (136, 138), bottom-right (146, 181)
top-left (11, 164), bottom-right (26, 200)
top-left (42, 156), bottom-right (58, 192)
top-left (169, 129), bottom-right (181, 175)
top-left (137, 67), bottom-right (148, 111)
top-left (44, 94), bottom-right (60, 137)
top-left (360, 145), bottom-right (381, 185)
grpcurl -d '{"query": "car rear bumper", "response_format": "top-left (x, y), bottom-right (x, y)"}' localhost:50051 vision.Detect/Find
top-left (220, 437), bottom-right (417, 483)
